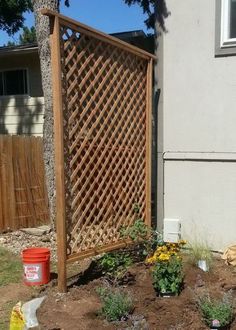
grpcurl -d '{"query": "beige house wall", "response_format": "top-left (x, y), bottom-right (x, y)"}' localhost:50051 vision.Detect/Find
top-left (160, 0), bottom-right (236, 250)
top-left (0, 51), bottom-right (44, 136)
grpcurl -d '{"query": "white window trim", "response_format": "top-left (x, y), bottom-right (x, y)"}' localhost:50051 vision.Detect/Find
top-left (0, 68), bottom-right (29, 98)
top-left (215, 0), bottom-right (236, 56)
top-left (221, 0), bottom-right (236, 47)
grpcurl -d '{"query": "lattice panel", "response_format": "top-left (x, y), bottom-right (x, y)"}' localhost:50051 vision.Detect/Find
top-left (58, 21), bottom-right (151, 258)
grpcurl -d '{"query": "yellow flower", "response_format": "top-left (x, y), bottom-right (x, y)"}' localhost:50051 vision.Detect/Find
top-left (158, 253), bottom-right (170, 261)
top-left (146, 256), bottom-right (155, 264)
top-left (179, 239), bottom-right (187, 245)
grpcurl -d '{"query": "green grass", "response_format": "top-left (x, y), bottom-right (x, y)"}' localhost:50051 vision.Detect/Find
top-left (0, 248), bottom-right (41, 329)
top-left (187, 240), bottom-right (213, 270)
top-left (0, 247), bottom-right (22, 286)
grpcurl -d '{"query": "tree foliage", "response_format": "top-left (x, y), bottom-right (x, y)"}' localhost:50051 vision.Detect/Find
top-left (123, 0), bottom-right (169, 31)
top-left (19, 26), bottom-right (36, 44)
top-left (0, 0), bottom-right (32, 35)
top-left (0, 0), bottom-right (70, 36)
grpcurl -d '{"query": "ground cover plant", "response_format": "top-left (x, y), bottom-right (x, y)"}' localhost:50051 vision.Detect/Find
top-left (96, 287), bottom-right (133, 321)
top-left (197, 291), bottom-right (235, 328)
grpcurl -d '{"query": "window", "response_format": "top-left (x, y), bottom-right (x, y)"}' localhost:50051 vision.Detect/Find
top-left (221, 0), bottom-right (236, 46)
top-left (215, 0), bottom-right (236, 56)
top-left (0, 69), bottom-right (28, 96)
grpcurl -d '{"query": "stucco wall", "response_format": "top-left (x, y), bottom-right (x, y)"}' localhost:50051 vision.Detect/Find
top-left (161, 0), bottom-right (236, 249)
top-left (165, 159), bottom-right (236, 250)
top-left (163, 0), bottom-right (236, 152)
top-left (0, 51), bottom-right (44, 136)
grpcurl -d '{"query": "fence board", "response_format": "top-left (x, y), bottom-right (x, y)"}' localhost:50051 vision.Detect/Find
top-left (0, 135), bottom-right (49, 231)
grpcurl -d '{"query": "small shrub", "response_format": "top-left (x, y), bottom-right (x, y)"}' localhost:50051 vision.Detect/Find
top-left (98, 252), bottom-right (133, 280)
top-left (152, 255), bottom-right (184, 295)
top-left (120, 204), bottom-right (163, 256)
top-left (120, 218), bottom-right (149, 242)
top-left (145, 239), bottom-right (186, 295)
top-left (97, 287), bottom-right (133, 321)
top-left (197, 291), bottom-right (234, 327)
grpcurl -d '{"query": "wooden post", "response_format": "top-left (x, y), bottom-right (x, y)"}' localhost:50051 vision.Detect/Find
top-left (50, 15), bottom-right (67, 292)
top-left (146, 59), bottom-right (153, 227)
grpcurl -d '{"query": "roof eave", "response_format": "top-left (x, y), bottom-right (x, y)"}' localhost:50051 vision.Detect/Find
top-left (0, 46), bottom-right (38, 57)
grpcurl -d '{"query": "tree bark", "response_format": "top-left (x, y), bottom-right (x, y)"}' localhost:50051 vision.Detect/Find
top-left (32, 0), bottom-right (59, 226)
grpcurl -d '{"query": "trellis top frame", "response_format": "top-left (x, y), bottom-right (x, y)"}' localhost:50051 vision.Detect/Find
top-left (41, 9), bottom-right (156, 61)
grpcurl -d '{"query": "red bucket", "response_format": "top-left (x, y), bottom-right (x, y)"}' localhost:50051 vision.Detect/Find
top-left (22, 247), bottom-right (50, 286)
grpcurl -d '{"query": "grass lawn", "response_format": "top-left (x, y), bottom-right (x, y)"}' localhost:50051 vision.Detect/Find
top-left (0, 247), bottom-right (22, 287)
top-left (0, 247), bottom-right (23, 330)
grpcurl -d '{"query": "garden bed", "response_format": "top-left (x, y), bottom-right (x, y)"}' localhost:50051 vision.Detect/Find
top-left (37, 255), bottom-right (236, 330)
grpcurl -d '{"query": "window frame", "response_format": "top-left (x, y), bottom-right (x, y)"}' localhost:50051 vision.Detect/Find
top-left (0, 68), bottom-right (29, 98)
top-left (215, 0), bottom-right (236, 56)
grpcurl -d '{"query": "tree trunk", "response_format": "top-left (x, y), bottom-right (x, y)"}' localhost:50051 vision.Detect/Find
top-left (32, 0), bottom-right (59, 226)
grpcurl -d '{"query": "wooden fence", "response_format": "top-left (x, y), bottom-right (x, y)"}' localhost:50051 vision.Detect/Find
top-left (0, 135), bottom-right (49, 231)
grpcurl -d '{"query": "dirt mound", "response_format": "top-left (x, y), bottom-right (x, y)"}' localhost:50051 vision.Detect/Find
top-left (37, 257), bottom-right (236, 330)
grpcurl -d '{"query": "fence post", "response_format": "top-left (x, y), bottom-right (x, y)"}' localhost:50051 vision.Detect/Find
top-left (50, 15), bottom-right (67, 292)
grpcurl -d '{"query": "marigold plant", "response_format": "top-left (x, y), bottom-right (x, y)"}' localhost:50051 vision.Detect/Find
top-left (152, 255), bottom-right (184, 295)
top-left (147, 240), bottom-right (186, 295)
top-left (146, 240), bottom-right (187, 264)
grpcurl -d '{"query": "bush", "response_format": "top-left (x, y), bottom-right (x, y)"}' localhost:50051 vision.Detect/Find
top-left (152, 255), bottom-right (183, 295)
top-left (120, 218), bottom-right (163, 257)
top-left (98, 251), bottom-right (133, 280)
top-left (97, 287), bottom-right (133, 321)
top-left (197, 291), bottom-right (234, 327)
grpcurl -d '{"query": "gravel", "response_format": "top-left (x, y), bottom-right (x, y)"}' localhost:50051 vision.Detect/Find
top-left (0, 227), bottom-right (57, 261)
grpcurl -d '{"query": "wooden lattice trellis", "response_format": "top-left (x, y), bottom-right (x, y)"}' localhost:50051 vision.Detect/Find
top-left (43, 10), bottom-right (154, 291)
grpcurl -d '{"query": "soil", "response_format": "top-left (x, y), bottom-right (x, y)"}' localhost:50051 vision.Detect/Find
top-left (0, 283), bottom-right (34, 329)
top-left (37, 255), bottom-right (236, 330)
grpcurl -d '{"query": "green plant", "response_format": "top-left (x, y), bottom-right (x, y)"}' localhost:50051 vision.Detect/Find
top-left (120, 204), bottom-right (163, 256)
top-left (152, 255), bottom-right (183, 295)
top-left (146, 240), bottom-right (187, 264)
top-left (197, 291), bottom-right (234, 327)
top-left (120, 218), bottom-right (149, 242)
top-left (188, 240), bottom-right (213, 270)
top-left (98, 252), bottom-right (133, 280)
top-left (120, 204), bottom-right (149, 242)
top-left (97, 287), bottom-right (133, 321)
